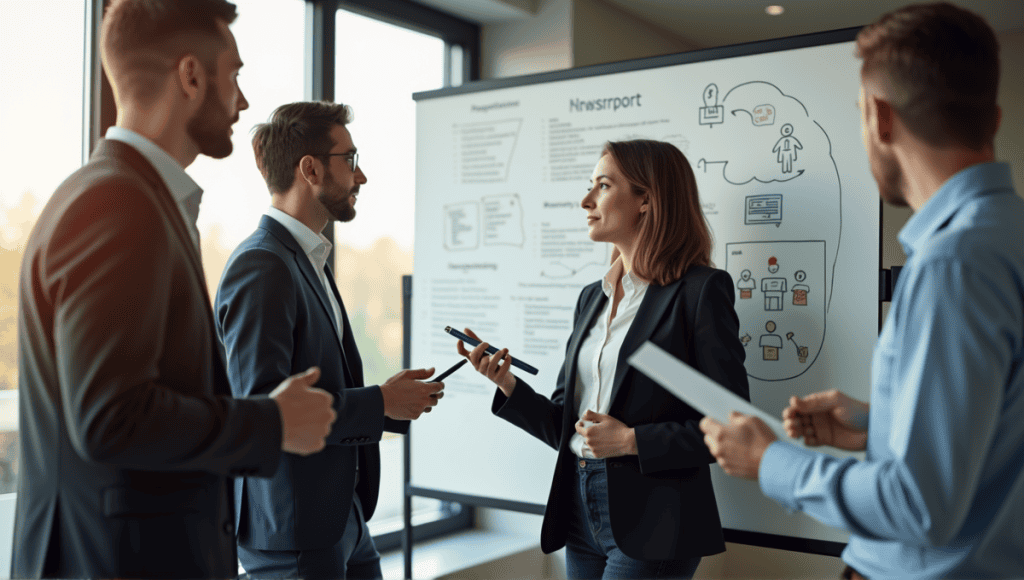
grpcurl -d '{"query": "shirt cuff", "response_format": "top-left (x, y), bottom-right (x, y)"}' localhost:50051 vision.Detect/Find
top-left (759, 441), bottom-right (818, 512)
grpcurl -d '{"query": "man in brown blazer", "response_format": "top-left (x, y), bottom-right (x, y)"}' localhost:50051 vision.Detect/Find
top-left (12, 1), bottom-right (337, 578)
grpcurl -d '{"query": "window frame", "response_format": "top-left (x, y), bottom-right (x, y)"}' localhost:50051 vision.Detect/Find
top-left (305, 0), bottom-right (481, 556)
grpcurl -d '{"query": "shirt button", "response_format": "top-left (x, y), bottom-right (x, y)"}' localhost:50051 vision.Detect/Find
top-left (579, 460), bottom-right (586, 468)
top-left (223, 521), bottom-right (234, 534)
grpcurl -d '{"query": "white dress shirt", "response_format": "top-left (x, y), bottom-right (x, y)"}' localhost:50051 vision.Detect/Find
top-left (105, 127), bottom-right (203, 251)
top-left (264, 207), bottom-right (345, 344)
top-left (570, 258), bottom-right (649, 458)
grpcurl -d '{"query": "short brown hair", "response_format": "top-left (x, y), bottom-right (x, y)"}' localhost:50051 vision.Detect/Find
top-left (252, 101), bottom-right (354, 194)
top-left (101, 0), bottom-right (238, 103)
top-left (856, 2), bottom-right (1000, 150)
top-left (602, 140), bottom-right (712, 286)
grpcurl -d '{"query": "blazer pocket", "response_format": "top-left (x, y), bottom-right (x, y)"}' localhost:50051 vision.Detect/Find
top-left (102, 486), bottom-right (208, 517)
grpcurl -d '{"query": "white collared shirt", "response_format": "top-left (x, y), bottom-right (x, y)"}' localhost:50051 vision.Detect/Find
top-left (105, 127), bottom-right (203, 251)
top-left (264, 207), bottom-right (344, 343)
top-left (570, 257), bottom-right (649, 458)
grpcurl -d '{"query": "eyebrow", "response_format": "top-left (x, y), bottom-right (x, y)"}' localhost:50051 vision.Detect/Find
top-left (590, 174), bottom-right (610, 183)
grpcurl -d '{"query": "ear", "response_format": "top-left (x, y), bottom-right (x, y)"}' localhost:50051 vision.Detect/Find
top-left (297, 154), bottom-right (323, 186)
top-left (872, 95), bottom-right (894, 144)
top-left (176, 54), bottom-right (203, 102)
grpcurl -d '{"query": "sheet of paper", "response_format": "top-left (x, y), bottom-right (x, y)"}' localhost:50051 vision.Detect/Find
top-left (628, 341), bottom-right (790, 441)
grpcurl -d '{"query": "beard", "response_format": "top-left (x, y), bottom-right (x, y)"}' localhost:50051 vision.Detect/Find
top-left (318, 168), bottom-right (357, 223)
top-left (869, 138), bottom-right (908, 208)
top-left (186, 81), bottom-right (236, 159)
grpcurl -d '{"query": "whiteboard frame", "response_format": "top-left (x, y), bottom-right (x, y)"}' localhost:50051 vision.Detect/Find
top-left (405, 25), bottom-right (885, 558)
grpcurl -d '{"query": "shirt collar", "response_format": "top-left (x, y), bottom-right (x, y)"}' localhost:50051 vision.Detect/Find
top-left (265, 207), bottom-right (332, 269)
top-left (600, 256), bottom-right (648, 298)
top-left (898, 162), bottom-right (1014, 257)
top-left (105, 127), bottom-right (203, 207)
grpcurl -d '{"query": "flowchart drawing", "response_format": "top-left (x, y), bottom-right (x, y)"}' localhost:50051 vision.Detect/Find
top-left (726, 240), bottom-right (826, 381)
top-left (745, 194), bottom-right (783, 227)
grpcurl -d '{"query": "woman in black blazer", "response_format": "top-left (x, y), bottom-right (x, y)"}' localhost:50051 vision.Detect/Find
top-left (458, 139), bottom-right (749, 579)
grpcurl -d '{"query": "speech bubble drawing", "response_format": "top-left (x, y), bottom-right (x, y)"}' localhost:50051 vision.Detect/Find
top-left (753, 104), bottom-right (775, 126)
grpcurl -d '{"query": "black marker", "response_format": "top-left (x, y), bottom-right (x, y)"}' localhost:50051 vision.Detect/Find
top-left (429, 359), bottom-right (467, 383)
top-left (444, 326), bottom-right (540, 375)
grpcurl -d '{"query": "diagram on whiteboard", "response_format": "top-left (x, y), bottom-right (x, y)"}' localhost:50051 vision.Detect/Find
top-left (691, 80), bottom-right (844, 382)
top-left (443, 194), bottom-right (525, 250)
top-left (726, 241), bottom-right (826, 380)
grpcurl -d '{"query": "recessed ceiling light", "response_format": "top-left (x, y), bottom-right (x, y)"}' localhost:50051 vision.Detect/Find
top-left (766, 5), bottom-right (785, 16)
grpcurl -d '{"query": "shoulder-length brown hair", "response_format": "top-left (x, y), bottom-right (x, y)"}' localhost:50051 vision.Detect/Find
top-left (603, 140), bottom-right (712, 286)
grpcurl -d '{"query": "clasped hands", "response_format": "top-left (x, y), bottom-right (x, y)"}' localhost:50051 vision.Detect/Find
top-left (699, 389), bottom-right (869, 480)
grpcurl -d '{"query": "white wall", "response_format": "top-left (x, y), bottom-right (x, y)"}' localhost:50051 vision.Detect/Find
top-left (481, 0), bottom-right (572, 78)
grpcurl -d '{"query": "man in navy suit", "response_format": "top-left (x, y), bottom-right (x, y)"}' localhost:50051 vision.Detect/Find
top-left (215, 101), bottom-right (444, 579)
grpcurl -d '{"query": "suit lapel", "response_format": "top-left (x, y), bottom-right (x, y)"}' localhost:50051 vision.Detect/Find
top-left (96, 140), bottom-right (209, 297)
top-left (95, 139), bottom-right (228, 392)
top-left (564, 288), bottom-right (606, 414)
top-left (325, 266), bottom-right (362, 389)
top-left (259, 216), bottom-right (347, 357)
top-left (608, 277), bottom-right (684, 406)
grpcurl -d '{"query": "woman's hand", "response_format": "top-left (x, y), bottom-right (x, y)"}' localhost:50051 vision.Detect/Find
top-left (456, 327), bottom-right (516, 397)
top-left (574, 410), bottom-right (637, 458)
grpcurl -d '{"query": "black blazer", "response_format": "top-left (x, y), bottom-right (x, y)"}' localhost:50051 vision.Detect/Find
top-left (493, 266), bottom-right (749, 560)
top-left (12, 140), bottom-right (282, 579)
top-left (215, 215), bottom-right (408, 551)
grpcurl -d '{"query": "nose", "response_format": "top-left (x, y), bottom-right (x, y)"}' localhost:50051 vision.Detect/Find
top-left (237, 88), bottom-right (249, 112)
top-left (355, 165), bottom-right (367, 184)
top-left (581, 186), bottom-right (597, 209)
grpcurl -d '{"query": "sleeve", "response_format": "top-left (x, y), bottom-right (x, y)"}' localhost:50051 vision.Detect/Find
top-left (217, 245), bottom-right (391, 448)
top-left (491, 286), bottom-right (595, 450)
top-left (52, 179), bottom-right (281, 475)
top-left (635, 269), bottom-right (751, 473)
top-left (759, 260), bottom-right (1017, 546)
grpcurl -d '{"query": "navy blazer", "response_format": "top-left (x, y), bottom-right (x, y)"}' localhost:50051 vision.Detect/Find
top-left (493, 266), bottom-right (749, 560)
top-left (215, 215), bottom-right (408, 551)
top-left (13, 140), bottom-right (281, 579)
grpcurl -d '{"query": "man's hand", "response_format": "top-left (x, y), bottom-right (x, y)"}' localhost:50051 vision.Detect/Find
top-left (270, 367), bottom-right (337, 456)
top-left (380, 368), bottom-right (444, 420)
top-left (574, 410), bottom-right (637, 459)
top-left (457, 328), bottom-right (516, 397)
top-left (700, 412), bottom-right (777, 480)
top-left (782, 390), bottom-right (869, 451)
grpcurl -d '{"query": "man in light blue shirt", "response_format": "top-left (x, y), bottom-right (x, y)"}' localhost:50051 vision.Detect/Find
top-left (701, 4), bottom-right (1024, 579)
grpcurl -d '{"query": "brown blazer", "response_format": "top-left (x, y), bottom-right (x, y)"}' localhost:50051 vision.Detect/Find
top-left (12, 139), bottom-right (282, 579)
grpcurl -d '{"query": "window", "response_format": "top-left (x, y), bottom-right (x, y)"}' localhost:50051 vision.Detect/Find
top-left (325, 0), bottom-right (480, 550)
top-left (332, 7), bottom-right (451, 547)
top-left (189, 0), bottom-right (307, 297)
top-left (0, 0), bottom-right (87, 497)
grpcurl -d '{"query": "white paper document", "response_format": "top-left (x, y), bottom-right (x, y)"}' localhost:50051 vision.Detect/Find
top-left (628, 341), bottom-right (789, 440)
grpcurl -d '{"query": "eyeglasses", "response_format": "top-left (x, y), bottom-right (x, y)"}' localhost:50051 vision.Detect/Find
top-left (320, 151), bottom-right (359, 171)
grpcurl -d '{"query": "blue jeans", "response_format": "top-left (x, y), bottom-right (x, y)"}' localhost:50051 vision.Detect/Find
top-left (565, 457), bottom-right (701, 580)
top-left (238, 494), bottom-right (382, 580)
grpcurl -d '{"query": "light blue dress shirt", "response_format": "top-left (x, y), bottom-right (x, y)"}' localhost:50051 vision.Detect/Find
top-left (759, 162), bottom-right (1024, 579)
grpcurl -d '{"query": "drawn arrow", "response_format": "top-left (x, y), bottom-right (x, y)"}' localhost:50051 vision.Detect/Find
top-left (731, 109), bottom-right (753, 121)
top-left (786, 332), bottom-right (803, 350)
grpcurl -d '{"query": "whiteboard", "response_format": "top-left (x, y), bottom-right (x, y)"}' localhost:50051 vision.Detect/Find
top-left (410, 29), bottom-right (878, 549)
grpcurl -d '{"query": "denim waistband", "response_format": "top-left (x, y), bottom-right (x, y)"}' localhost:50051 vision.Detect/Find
top-left (573, 456), bottom-right (607, 472)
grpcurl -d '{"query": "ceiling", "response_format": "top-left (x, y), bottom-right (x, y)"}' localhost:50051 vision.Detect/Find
top-left (411, 0), bottom-right (1024, 48)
